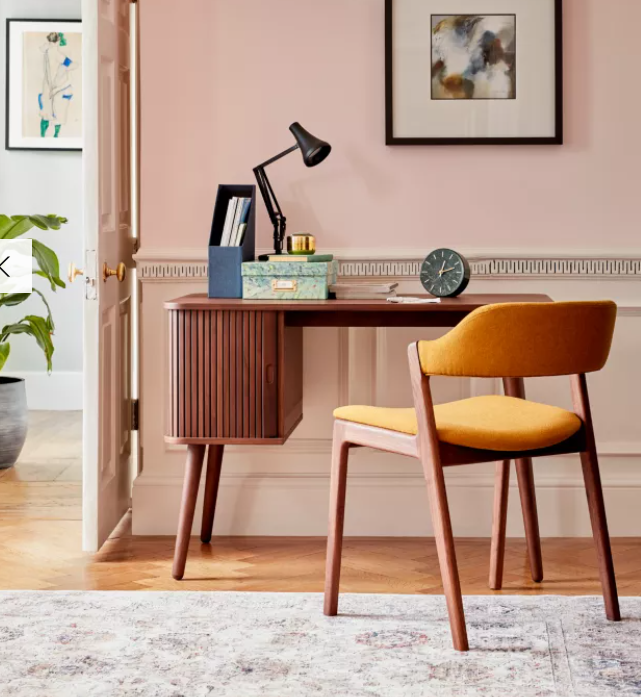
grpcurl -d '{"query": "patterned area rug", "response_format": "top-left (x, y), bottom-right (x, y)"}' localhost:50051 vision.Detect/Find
top-left (1, 592), bottom-right (640, 696)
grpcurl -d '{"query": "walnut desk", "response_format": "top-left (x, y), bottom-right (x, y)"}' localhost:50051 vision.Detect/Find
top-left (164, 293), bottom-right (553, 579)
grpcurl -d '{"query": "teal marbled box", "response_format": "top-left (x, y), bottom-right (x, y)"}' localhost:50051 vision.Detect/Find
top-left (242, 261), bottom-right (338, 300)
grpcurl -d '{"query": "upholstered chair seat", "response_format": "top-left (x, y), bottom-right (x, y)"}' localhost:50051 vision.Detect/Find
top-left (334, 396), bottom-right (582, 452)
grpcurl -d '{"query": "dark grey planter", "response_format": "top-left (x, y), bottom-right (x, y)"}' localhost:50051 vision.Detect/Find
top-left (0, 377), bottom-right (28, 469)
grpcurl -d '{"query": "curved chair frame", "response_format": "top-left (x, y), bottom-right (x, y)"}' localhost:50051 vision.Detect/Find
top-left (324, 341), bottom-right (621, 652)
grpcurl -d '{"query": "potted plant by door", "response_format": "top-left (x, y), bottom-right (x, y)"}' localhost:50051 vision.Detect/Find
top-left (0, 214), bottom-right (67, 469)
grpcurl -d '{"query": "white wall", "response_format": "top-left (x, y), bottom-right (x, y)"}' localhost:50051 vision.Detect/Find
top-left (0, 0), bottom-right (83, 409)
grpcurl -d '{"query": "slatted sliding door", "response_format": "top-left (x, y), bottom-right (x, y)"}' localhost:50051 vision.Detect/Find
top-left (167, 309), bottom-right (300, 443)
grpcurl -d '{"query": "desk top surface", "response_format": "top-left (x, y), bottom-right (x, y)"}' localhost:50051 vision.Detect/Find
top-left (165, 293), bottom-right (553, 312)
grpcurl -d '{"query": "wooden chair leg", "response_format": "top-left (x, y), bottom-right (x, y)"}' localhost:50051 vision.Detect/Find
top-left (422, 452), bottom-right (469, 651)
top-left (201, 445), bottom-right (224, 544)
top-left (406, 350), bottom-right (469, 651)
top-left (489, 460), bottom-right (510, 590)
top-left (503, 378), bottom-right (544, 583)
top-left (572, 373), bottom-right (620, 621)
top-left (514, 458), bottom-right (543, 582)
top-left (324, 423), bottom-right (350, 616)
top-left (172, 444), bottom-right (206, 580)
top-left (580, 449), bottom-right (620, 621)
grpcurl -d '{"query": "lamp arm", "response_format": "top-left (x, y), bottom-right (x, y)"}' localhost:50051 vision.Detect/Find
top-left (256, 143), bottom-right (299, 170)
top-left (253, 165), bottom-right (288, 256)
top-left (253, 166), bottom-right (280, 229)
top-left (262, 168), bottom-right (285, 219)
top-left (254, 143), bottom-right (300, 257)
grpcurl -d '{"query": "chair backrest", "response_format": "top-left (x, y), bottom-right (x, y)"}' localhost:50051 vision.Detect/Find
top-left (418, 301), bottom-right (617, 378)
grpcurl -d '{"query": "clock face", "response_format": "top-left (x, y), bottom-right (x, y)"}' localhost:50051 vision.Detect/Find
top-left (420, 249), bottom-right (470, 298)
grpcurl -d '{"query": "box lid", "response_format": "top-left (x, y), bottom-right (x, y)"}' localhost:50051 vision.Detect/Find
top-left (242, 260), bottom-right (337, 277)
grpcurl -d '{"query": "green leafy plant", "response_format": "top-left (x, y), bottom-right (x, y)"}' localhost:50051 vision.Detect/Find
top-left (0, 215), bottom-right (68, 373)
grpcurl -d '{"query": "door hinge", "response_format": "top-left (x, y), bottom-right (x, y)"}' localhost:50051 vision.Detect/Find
top-left (131, 399), bottom-right (140, 431)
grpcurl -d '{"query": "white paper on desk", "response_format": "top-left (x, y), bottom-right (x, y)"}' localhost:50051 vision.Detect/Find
top-left (387, 297), bottom-right (442, 304)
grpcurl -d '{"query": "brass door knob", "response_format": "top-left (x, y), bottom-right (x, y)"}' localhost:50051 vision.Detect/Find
top-left (68, 262), bottom-right (84, 283)
top-left (103, 262), bottom-right (127, 283)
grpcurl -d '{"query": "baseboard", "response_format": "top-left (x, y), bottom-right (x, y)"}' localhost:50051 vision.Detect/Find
top-left (131, 460), bottom-right (641, 537)
top-left (4, 371), bottom-right (83, 411)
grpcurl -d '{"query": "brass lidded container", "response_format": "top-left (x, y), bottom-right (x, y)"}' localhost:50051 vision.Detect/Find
top-left (287, 234), bottom-right (316, 255)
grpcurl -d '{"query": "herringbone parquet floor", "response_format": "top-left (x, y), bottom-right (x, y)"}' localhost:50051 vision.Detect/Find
top-left (2, 412), bottom-right (641, 594)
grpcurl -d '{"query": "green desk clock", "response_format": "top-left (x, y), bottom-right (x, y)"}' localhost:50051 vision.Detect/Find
top-left (420, 248), bottom-right (471, 298)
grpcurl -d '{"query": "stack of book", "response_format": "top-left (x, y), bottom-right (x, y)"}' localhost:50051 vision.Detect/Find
top-left (329, 282), bottom-right (398, 300)
top-left (266, 253), bottom-right (333, 263)
top-left (220, 197), bottom-right (252, 247)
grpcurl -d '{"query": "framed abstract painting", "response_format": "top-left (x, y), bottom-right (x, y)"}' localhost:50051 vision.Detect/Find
top-left (385, 0), bottom-right (562, 145)
top-left (5, 19), bottom-right (82, 151)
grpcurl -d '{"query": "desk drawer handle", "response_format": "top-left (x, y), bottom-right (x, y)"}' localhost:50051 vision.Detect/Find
top-left (265, 365), bottom-right (275, 384)
top-left (272, 279), bottom-right (297, 292)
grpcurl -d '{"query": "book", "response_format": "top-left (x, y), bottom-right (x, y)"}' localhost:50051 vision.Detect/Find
top-left (232, 199), bottom-right (252, 246)
top-left (229, 197), bottom-right (247, 246)
top-left (235, 223), bottom-right (248, 247)
top-left (266, 254), bottom-right (334, 263)
top-left (330, 282), bottom-right (398, 300)
top-left (220, 197), bottom-right (238, 247)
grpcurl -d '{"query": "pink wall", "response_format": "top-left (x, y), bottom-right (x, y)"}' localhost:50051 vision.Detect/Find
top-left (140, 0), bottom-right (641, 251)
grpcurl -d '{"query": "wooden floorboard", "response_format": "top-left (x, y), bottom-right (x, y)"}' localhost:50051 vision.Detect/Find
top-left (2, 510), bottom-right (641, 594)
top-left (2, 411), bottom-right (641, 594)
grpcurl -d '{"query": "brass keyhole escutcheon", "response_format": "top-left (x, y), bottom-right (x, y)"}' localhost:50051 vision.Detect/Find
top-left (68, 262), bottom-right (84, 284)
top-left (103, 262), bottom-right (126, 283)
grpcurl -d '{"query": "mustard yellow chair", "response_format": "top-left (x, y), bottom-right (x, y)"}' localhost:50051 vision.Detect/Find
top-left (324, 301), bottom-right (620, 652)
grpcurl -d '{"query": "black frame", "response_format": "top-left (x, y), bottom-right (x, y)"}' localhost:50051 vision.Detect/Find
top-left (5, 18), bottom-right (82, 152)
top-left (385, 0), bottom-right (563, 146)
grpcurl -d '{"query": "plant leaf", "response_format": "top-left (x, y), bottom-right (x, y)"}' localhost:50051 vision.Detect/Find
top-left (0, 343), bottom-right (9, 371)
top-left (28, 215), bottom-right (50, 230)
top-left (32, 239), bottom-right (64, 291)
top-left (0, 216), bottom-right (34, 240)
top-left (0, 316), bottom-right (54, 372)
top-left (32, 289), bottom-right (55, 332)
top-left (0, 291), bottom-right (55, 333)
top-left (23, 315), bottom-right (54, 372)
top-left (0, 293), bottom-right (31, 307)
top-left (0, 214), bottom-right (68, 239)
top-left (0, 215), bottom-right (15, 238)
top-left (30, 214), bottom-right (67, 230)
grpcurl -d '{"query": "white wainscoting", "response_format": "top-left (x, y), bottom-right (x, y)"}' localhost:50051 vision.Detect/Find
top-left (133, 248), bottom-right (641, 537)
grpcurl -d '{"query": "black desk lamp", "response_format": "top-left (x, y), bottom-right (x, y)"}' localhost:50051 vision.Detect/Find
top-left (254, 122), bottom-right (331, 259)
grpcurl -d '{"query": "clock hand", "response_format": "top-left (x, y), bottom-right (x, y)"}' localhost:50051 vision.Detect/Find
top-left (438, 261), bottom-right (446, 276)
top-left (442, 267), bottom-right (456, 273)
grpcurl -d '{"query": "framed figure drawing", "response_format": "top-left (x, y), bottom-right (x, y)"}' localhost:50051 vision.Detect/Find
top-left (6, 19), bottom-right (82, 151)
top-left (385, 0), bottom-right (562, 145)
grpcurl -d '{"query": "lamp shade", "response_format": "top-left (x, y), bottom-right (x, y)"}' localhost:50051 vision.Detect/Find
top-left (289, 122), bottom-right (331, 167)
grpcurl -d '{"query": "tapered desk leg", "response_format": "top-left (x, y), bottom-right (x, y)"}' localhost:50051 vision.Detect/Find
top-left (172, 444), bottom-right (206, 580)
top-left (503, 378), bottom-right (544, 583)
top-left (201, 445), bottom-right (224, 544)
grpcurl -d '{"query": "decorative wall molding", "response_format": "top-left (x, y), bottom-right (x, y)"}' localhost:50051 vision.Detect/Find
top-left (135, 248), bottom-right (641, 282)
